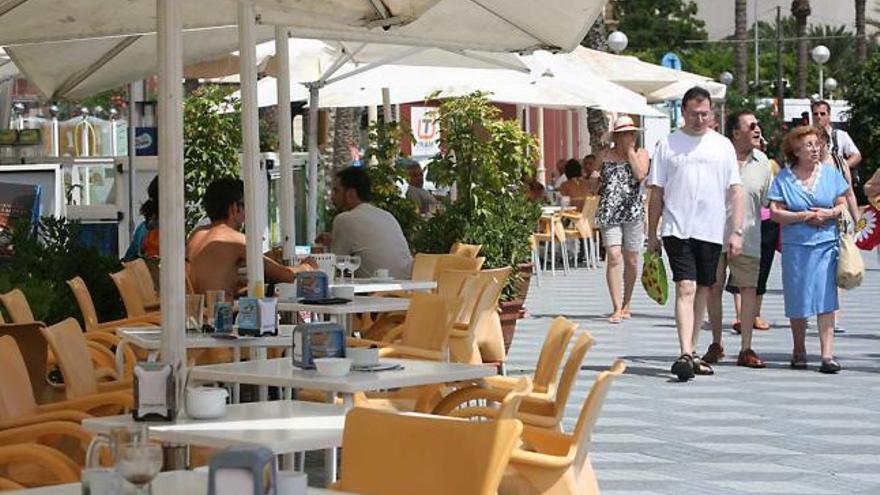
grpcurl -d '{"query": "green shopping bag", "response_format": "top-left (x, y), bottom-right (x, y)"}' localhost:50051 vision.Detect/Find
top-left (641, 251), bottom-right (668, 305)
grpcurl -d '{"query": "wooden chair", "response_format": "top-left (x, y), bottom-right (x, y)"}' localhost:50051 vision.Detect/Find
top-left (0, 443), bottom-right (81, 489)
top-left (471, 266), bottom-right (514, 367)
top-left (0, 323), bottom-right (54, 404)
top-left (40, 318), bottom-right (132, 401)
top-left (0, 336), bottom-right (130, 425)
top-left (450, 242), bottom-right (482, 258)
top-left (534, 215), bottom-right (570, 274)
top-left (562, 195), bottom-right (601, 269)
top-left (67, 276), bottom-right (159, 332)
top-left (0, 289), bottom-right (39, 324)
top-left (332, 407), bottom-right (522, 495)
top-left (499, 360), bottom-right (627, 495)
top-left (434, 327), bottom-right (593, 430)
top-left (110, 269), bottom-right (159, 319)
top-left (410, 253), bottom-right (444, 281)
top-left (122, 258), bottom-right (160, 311)
top-left (350, 293), bottom-right (459, 362)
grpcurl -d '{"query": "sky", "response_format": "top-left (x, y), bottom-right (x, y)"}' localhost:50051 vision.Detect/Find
top-left (691, 0), bottom-right (878, 40)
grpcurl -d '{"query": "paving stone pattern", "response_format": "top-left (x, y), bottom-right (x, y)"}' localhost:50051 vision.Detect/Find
top-left (508, 251), bottom-right (880, 494)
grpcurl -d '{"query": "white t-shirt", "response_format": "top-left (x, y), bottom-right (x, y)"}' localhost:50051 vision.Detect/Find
top-left (647, 129), bottom-right (741, 245)
top-left (331, 203), bottom-right (414, 279)
top-left (829, 128), bottom-right (859, 160)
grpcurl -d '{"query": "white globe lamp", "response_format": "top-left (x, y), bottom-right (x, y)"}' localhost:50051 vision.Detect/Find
top-left (811, 45), bottom-right (831, 99)
top-left (719, 71), bottom-right (734, 86)
top-left (607, 31), bottom-right (628, 54)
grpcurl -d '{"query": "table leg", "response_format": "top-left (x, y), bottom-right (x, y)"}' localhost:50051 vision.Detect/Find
top-left (254, 347), bottom-right (269, 401)
top-left (232, 348), bottom-right (241, 403)
top-left (550, 217), bottom-right (557, 276)
top-left (323, 391), bottom-right (339, 485)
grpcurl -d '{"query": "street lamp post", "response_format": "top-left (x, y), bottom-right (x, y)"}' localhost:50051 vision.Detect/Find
top-left (824, 77), bottom-right (838, 100)
top-left (811, 45), bottom-right (831, 100)
top-left (718, 72), bottom-right (734, 135)
top-left (607, 31), bottom-right (628, 54)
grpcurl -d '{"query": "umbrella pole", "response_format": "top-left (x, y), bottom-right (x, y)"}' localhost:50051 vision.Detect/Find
top-left (307, 85), bottom-right (319, 245)
top-left (382, 87), bottom-right (392, 122)
top-left (157, 0), bottom-right (186, 409)
top-left (565, 110), bottom-right (573, 159)
top-left (577, 108), bottom-right (588, 158)
top-left (536, 107), bottom-right (545, 185)
top-left (239, 0), bottom-right (266, 296)
top-left (275, 26), bottom-right (295, 263)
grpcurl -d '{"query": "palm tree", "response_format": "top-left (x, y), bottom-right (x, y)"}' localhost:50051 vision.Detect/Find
top-left (791, 0), bottom-right (811, 98)
top-left (581, 11), bottom-right (609, 153)
top-left (734, 0), bottom-right (748, 93)
top-left (855, 0), bottom-right (867, 62)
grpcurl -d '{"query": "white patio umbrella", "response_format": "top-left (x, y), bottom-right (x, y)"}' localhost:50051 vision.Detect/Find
top-left (0, 0), bottom-right (605, 398)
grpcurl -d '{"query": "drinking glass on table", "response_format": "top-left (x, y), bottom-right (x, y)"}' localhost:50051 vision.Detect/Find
top-left (204, 290), bottom-right (226, 328)
top-left (348, 255), bottom-right (361, 281)
top-left (335, 255), bottom-right (350, 282)
top-left (116, 442), bottom-right (163, 495)
top-left (185, 294), bottom-right (204, 333)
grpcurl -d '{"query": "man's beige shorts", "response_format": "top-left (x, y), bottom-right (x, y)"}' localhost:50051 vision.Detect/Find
top-left (716, 253), bottom-right (760, 288)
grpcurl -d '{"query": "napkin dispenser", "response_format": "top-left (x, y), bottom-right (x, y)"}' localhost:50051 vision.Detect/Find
top-left (295, 271), bottom-right (328, 300)
top-left (292, 322), bottom-right (345, 368)
top-left (208, 446), bottom-right (276, 495)
top-left (133, 362), bottom-right (176, 422)
top-left (238, 297), bottom-right (278, 337)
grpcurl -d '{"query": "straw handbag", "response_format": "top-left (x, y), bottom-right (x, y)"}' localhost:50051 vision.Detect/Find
top-left (837, 232), bottom-right (864, 290)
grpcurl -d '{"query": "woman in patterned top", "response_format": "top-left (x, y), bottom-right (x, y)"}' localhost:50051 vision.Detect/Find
top-left (595, 115), bottom-right (650, 323)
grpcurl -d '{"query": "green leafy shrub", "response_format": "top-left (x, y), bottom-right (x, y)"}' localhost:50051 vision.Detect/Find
top-left (845, 52), bottom-right (880, 180)
top-left (0, 217), bottom-right (124, 324)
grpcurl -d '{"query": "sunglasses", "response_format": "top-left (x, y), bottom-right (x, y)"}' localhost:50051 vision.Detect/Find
top-left (812, 111), bottom-right (828, 117)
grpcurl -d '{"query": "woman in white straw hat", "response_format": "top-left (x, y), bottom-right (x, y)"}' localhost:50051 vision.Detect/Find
top-left (595, 115), bottom-right (650, 323)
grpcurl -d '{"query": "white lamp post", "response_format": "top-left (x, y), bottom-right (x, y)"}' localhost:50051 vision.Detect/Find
top-left (811, 45), bottom-right (830, 99)
top-left (824, 77), bottom-right (838, 99)
top-left (719, 71), bottom-right (734, 86)
top-left (607, 31), bottom-right (628, 54)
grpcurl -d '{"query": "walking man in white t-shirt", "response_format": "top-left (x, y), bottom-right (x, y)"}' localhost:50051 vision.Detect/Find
top-left (647, 86), bottom-right (745, 381)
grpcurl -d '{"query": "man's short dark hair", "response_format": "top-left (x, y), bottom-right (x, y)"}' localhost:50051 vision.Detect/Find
top-left (336, 166), bottom-right (372, 202)
top-left (811, 100), bottom-right (831, 114)
top-left (203, 177), bottom-right (244, 222)
top-left (564, 159), bottom-right (582, 179)
top-left (682, 86), bottom-right (713, 110)
top-left (725, 110), bottom-right (755, 139)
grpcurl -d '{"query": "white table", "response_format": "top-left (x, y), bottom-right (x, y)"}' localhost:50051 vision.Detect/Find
top-left (329, 278), bottom-right (435, 294)
top-left (189, 358), bottom-right (495, 406)
top-left (277, 296), bottom-right (410, 335)
top-left (117, 326), bottom-right (295, 403)
top-left (82, 400), bottom-right (345, 454)
top-left (8, 470), bottom-right (350, 495)
top-left (189, 357), bottom-right (496, 482)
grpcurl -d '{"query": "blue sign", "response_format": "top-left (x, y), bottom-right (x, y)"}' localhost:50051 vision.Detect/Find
top-left (661, 52), bottom-right (682, 71)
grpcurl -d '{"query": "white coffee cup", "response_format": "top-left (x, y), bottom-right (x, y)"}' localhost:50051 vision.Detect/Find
top-left (276, 470), bottom-right (307, 495)
top-left (331, 285), bottom-right (354, 299)
top-left (374, 268), bottom-right (390, 279)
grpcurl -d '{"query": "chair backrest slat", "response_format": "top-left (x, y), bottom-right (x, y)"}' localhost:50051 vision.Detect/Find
top-left (0, 289), bottom-right (36, 324)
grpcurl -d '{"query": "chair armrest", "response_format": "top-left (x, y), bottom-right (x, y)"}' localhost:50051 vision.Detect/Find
top-left (520, 424), bottom-right (573, 456)
top-left (431, 384), bottom-right (510, 415)
top-left (0, 443), bottom-right (80, 484)
top-left (451, 322), bottom-right (468, 331)
top-left (97, 379), bottom-right (133, 394)
top-left (97, 315), bottom-right (160, 331)
top-left (345, 337), bottom-right (389, 348)
top-left (509, 447), bottom-right (573, 469)
top-left (379, 324), bottom-right (405, 343)
top-left (38, 391), bottom-right (133, 415)
top-left (448, 329), bottom-right (470, 339)
top-left (0, 420), bottom-right (94, 453)
top-left (0, 411), bottom-right (91, 431)
top-left (379, 345), bottom-right (443, 361)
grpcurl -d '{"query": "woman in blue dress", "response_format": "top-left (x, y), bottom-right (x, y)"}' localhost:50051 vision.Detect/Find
top-left (768, 126), bottom-right (849, 373)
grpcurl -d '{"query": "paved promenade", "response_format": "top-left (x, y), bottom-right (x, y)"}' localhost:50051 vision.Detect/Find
top-left (509, 250), bottom-right (880, 494)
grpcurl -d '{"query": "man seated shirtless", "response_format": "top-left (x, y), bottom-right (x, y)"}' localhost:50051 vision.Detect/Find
top-left (187, 178), bottom-right (316, 296)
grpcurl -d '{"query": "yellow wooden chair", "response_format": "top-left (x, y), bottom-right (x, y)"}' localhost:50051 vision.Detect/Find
top-left (450, 241), bottom-right (482, 258)
top-left (0, 289), bottom-right (40, 325)
top-left (562, 195), bottom-right (601, 269)
top-left (0, 336), bottom-right (130, 425)
top-left (410, 253), bottom-right (444, 281)
top-left (0, 443), bottom-right (81, 489)
top-left (471, 266), bottom-right (513, 367)
top-left (499, 360), bottom-right (627, 495)
top-left (41, 318), bottom-right (132, 402)
top-left (110, 269), bottom-right (160, 319)
top-left (0, 323), bottom-right (54, 404)
top-left (434, 328), bottom-right (594, 430)
top-left (122, 258), bottom-right (160, 311)
top-left (332, 407), bottom-right (522, 495)
top-left (448, 275), bottom-right (499, 364)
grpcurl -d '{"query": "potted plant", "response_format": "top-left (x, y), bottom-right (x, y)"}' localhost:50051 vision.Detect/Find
top-left (411, 91), bottom-right (541, 352)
